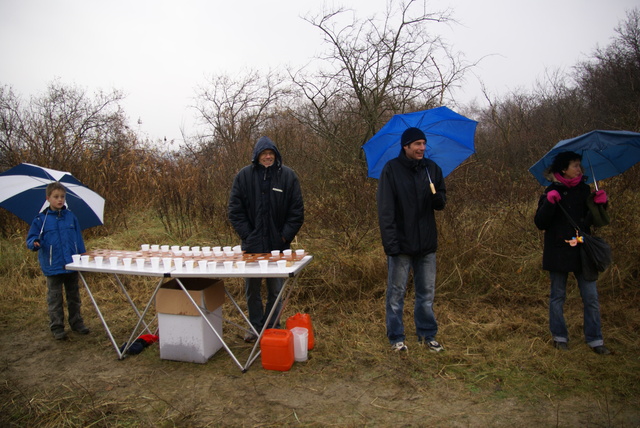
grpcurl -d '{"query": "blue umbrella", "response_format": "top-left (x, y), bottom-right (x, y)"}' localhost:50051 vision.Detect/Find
top-left (362, 106), bottom-right (477, 179)
top-left (0, 163), bottom-right (105, 230)
top-left (529, 130), bottom-right (640, 188)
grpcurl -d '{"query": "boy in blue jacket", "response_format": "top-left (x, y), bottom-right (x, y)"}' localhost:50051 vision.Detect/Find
top-left (26, 182), bottom-right (90, 340)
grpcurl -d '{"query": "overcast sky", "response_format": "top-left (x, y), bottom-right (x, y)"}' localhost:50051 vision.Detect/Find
top-left (1, 0), bottom-right (637, 143)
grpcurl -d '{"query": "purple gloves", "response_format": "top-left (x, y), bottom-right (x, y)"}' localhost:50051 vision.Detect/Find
top-left (593, 190), bottom-right (607, 204)
top-left (546, 190), bottom-right (561, 204)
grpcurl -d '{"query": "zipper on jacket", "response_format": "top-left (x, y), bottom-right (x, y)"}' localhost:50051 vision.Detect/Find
top-left (49, 245), bottom-right (53, 265)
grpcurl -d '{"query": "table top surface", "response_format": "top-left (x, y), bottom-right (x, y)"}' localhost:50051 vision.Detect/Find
top-left (66, 252), bottom-right (313, 278)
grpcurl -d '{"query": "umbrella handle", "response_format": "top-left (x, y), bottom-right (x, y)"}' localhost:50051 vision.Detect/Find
top-left (429, 183), bottom-right (436, 194)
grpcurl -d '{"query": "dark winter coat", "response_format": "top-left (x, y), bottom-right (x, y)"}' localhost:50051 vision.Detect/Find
top-left (26, 207), bottom-right (86, 276)
top-left (377, 150), bottom-right (446, 257)
top-left (228, 137), bottom-right (304, 253)
top-left (534, 178), bottom-right (596, 273)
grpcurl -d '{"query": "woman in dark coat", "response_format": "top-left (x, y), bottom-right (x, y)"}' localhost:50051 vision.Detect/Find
top-left (534, 151), bottom-right (610, 355)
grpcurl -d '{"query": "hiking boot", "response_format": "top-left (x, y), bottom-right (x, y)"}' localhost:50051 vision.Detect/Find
top-left (244, 332), bottom-right (258, 343)
top-left (425, 340), bottom-right (444, 353)
top-left (391, 342), bottom-right (408, 352)
top-left (591, 345), bottom-right (611, 355)
top-left (53, 329), bottom-right (68, 340)
top-left (72, 324), bottom-right (90, 335)
top-left (554, 341), bottom-right (569, 351)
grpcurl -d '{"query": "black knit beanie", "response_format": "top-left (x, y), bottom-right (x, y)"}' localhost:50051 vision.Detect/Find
top-left (401, 127), bottom-right (427, 146)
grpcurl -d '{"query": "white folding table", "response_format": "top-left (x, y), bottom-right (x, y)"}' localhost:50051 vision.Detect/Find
top-left (66, 251), bottom-right (313, 372)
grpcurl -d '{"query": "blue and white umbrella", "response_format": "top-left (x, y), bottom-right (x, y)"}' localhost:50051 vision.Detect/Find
top-left (529, 130), bottom-right (640, 189)
top-left (0, 163), bottom-right (105, 230)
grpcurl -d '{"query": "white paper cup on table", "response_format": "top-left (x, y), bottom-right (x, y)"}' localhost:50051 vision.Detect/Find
top-left (295, 249), bottom-right (305, 256)
top-left (233, 245), bottom-right (242, 254)
top-left (203, 251), bottom-right (212, 257)
top-left (184, 251), bottom-right (193, 257)
top-left (283, 249), bottom-right (292, 256)
top-left (185, 260), bottom-right (194, 272)
top-left (192, 250), bottom-right (202, 257)
top-left (277, 260), bottom-right (287, 270)
top-left (173, 258), bottom-right (183, 271)
top-left (213, 246), bottom-right (221, 253)
top-left (140, 244), bottom-right (150, 251)
top-left (290, 327), bottom-right (309, 362)
top-left (207, 261), bottom-right (217, 272)
top-left (173, 250), bottom-right (183, 256)
top-left (223, 261), bottom-right (233, 272)
top-left (150, 257), bottom-right (160, 270)
top-left (236, 261), bottom-right (246, 271)
top-left (271, 250), bottom-right (280, 257)
top-left (109, 256), bottom-right (119, 268)
top-left (198, 260), bottom-right (208, 272)
top-left (135, 258), bottom-right (145, 270)
top-left (162, 258), bottom-right (172, 270)
top-left (259, 260), bottom-right (269, 271)
top-left (202, 246), bottom-right (211, 252)
top-left (94, 256), bottom-right (103, 268)
top-left (181, 246), bottom-right (190, 252)
top-left (151, 245), bottom-right (160, 251)
top-left (160, 245), bottom-right (169, 252)
top-left (223, 246), bottom-right (232, 253)
top-left (191, 246), bottom-right (200, 252)
top-left (72, 254), bottom-right (81, 264)
top-left (171, 245), bottom-right (180, 252)
top-left (224, 250), bottom-right (235, 257)
top-left (122, 257), bottom-right (132, 269)
top-left (214, 250), bottom-right (223, 257)
top-left (80, 255), bottom-right (90, 266)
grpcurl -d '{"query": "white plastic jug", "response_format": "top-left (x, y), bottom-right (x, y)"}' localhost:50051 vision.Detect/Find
top-left (290, 327), bottom-right (308, 362)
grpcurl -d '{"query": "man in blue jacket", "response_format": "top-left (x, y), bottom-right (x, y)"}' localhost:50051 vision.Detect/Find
top-left (26, 182), bottom-right (90, 340)
top-left (377, 127), bottom-right (446, 353)
top-left (228, 136), bottom-right (304, 341)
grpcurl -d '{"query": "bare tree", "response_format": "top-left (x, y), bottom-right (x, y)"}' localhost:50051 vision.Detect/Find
top-left (292, 0), bottom-right (472, 151)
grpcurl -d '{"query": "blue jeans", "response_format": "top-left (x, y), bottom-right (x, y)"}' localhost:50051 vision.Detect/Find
top-left (245, 277), bottom-right (283, 331)
top-left (549, 271), bottom-right (604, 347)
top-left (386, 253), bottom-right (438, 344)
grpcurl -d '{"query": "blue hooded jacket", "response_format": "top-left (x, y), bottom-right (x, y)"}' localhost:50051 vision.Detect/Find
top-left (26, 206), bottom-right (86, 276)
top-left (228, 137), bottom-right (304, 253)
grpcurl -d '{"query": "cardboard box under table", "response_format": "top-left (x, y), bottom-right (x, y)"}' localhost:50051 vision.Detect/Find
top-left (156, 278), bottom-right (225, 363)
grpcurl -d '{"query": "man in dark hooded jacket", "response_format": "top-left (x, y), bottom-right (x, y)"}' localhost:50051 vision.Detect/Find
top-left (377, 127), bottom-right (446, 353)
top-left (228, 136), bottom-right (304, 341)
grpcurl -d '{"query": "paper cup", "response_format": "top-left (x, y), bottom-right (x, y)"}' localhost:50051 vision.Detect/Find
top-left (151, 245), bottom-right (160, 251)
top-left (150, 257), bottom-right (160, 270)
top-left (135, 258), bottom-right (145, 269)
top-left (162, 258), bottom-right (172, 270)
top-left (181, 246), bottom-right (190, 252)
top-left (173, 257), bottom-right (183, 271)
top-left (271, 250), bottom-right (280, 257)
top-left (80, 255), bottom-right (90, 266)
top-left (214, 251), bottom-right (223, 257)
top-left (259, 260), bottom-right (269, 271)
top-left (212, 246), bottom-right (221, 252)
top-left (109, 256), bottom-right (119, 267)
top-left (224, 250), bottom-right (234, 257)
top-left (198, 260), bottom-right (208, 272)
top-left (236, 261), bottom-right (246, 271)
top-left (277, 260), bottom-right (287, 270)
top-left (171, 245), bottom-right (180, 252)
top-left (160, 245), bottom-right (169, 252)
top-left (72, 254), bottom-right (81, 264)
top-left (202, 246), bottom-right (211, 252)
top-left (122, 257), bottom-right (132, 269)
top-left (94, 256), bottom-right (103, 268)
top-left (207, 261), bottom-right (217, 272)
top-left (233, 245), bottom-right (242, 254)
top-left (191, 246), bottom-right (200, 252)
top-left (140, 244), bottom-right (150, 251)
top-left (295, 249), bottom-right (305, 256)
top-left (223, 261), bottom-right (233, 272)
top-left (185, 260), bottom-right (194, 272)
top-left (283, 249), bottom-right (292, 256)
top-left (223, 246), bottom-right (232, 252)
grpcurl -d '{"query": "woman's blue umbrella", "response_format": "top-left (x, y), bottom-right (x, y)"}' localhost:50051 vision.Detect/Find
top-left (362, 106), bottom-right (477, 179)
top-left (529, 130), bottom-right (640, 189)
top-left (0, 163), bottom-right (105, 230)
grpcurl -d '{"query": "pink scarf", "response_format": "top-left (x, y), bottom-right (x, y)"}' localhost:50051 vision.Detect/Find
top-left (554, 172), bottom-right (582, 188)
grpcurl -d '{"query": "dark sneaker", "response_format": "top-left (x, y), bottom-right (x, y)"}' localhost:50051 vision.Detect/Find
top-left (391, 342), bottom-right (408, 352)
top-left (53, 329), bottom-right (68, 340)
top-left (244, 332), bottom-right (258, 343)
top-left (592, 345), bottom-right (611, 355)
top-left (426, 340), bottom-right (444, 353)
top-left (554, 341), bottom-right (569, 351)
top-left (72, 324), bottom-right (90, 335)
